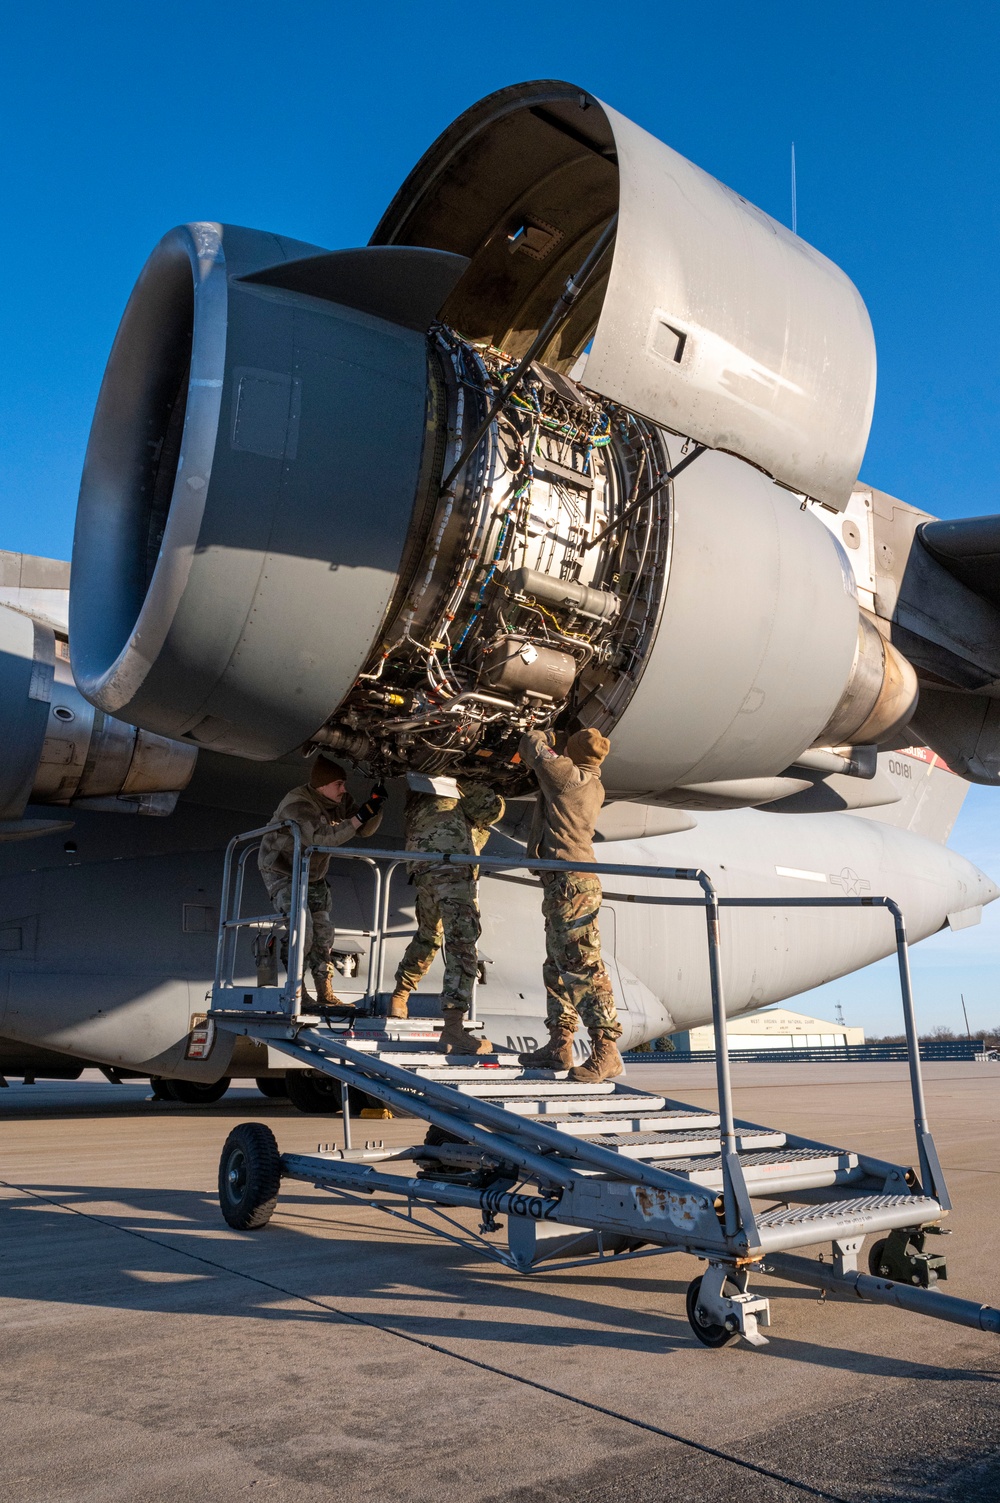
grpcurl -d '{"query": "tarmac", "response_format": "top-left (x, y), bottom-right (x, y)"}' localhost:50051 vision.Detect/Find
top-left (1, 1060), bottom-right (998, 1503)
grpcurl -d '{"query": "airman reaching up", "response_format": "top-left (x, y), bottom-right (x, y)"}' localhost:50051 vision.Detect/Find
top-left (517, 728), bottom-right (623, 1083)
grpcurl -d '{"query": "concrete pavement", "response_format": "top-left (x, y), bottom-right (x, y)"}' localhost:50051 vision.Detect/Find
top-left (1, 1061), bottom-right (998, 1502)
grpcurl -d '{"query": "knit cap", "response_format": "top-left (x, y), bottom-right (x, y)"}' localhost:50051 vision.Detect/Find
top-left (310, 756), bottom-right (348, 788)
top-left (565, 728), bottom-right (610, 767)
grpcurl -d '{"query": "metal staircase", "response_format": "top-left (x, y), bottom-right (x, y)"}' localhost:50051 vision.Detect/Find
top-left (208, 833), bottom-right (1000, 1348)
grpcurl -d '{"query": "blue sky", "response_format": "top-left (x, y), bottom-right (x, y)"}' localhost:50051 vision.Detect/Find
top-left (1, 3), bottom-right (998, 1033)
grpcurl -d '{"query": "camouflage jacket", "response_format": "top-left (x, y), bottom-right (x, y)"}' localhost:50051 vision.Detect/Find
top-left (519, 729), bottom-right (604, 865)
top-left (404, 781), bottom-right (506, 880)
top-left (258, 784), bottom-right (382, 883)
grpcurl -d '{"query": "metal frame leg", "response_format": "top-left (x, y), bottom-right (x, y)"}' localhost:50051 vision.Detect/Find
top-left (888, 901), bottom-right (951, 1210)
top-left (700, 880), bottom-right (759, 1249)
top-left (342, 1083), bottom-right (352, 1151)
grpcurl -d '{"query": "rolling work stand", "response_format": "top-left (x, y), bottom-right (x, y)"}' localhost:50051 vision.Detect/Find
top-left (208, 827), bottom-right (1000, 1349)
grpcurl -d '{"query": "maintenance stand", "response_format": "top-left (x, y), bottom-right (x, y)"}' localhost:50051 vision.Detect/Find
top-left (208, 830), bottom-right (1000, 1349)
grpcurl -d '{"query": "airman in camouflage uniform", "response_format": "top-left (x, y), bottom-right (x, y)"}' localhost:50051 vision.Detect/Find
top-left (517, 727), bottom-right (623, 1083)
top-left (391, 779), bottom-right (505, 1054)
top-left (258, 758), bottom-right (385, 1008)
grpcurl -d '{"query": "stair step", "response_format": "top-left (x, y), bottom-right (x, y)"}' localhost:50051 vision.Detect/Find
top-left (755, 1193), bottom-right (942, 1252)
top-left (397, 1062), bottom-right (525, 1077)
top-left (650, 1146), bottom-right (860, 1192)
top-left (449, 1079), bottom-right (623, 1098)
top-left (349, 1019), bottom-right (487, 1036)
top-left (534, 1110), bottom-right (720, 1137)
top-left (477, 1090), bottom-right (668, 1114)
top-left (588, 1127), bottom-right (786, 1160)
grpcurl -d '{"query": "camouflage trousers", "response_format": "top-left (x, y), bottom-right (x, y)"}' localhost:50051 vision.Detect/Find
top-left (540, 871), bottom-right (621, 1040)
top-left (262, 875), bottom-right (336, 981)
top-left (394, 870), bottom-right (481, 1013)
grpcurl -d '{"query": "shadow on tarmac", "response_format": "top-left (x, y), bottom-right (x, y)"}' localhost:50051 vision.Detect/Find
top-left (3, 1175), bottom-right (997, 1387)
top-left (0, 1088), bottom-right (297, 1122)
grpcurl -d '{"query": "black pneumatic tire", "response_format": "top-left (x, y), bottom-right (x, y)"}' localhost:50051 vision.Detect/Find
top-left (218, 1123), bottom-right (282, 1229)
top-left (168, 1077), bottom-right (231, 1104)
top-left (255, 1076), bottom-right (289, 1099)
top-left (285, 1071), bottom-right (343, 1113)
top-left (868, 1238), bottom-right (890, 1277)
top-left (686, 1275), bottom-right (739, 1348)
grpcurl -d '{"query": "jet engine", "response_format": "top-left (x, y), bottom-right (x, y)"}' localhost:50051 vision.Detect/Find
top-left (69, 82), bottom-right (918, 799)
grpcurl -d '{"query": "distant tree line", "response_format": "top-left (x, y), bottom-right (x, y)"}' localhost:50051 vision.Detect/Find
top-left (867, 1024), bottom-right (999, 1047)
top-left (629, 1037), bottom-right (676, 1053)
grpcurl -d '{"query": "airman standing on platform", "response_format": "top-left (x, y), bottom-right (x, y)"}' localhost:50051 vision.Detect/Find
top-left (517, 727), bottom-right (623, 1083)
top-left (258, 757), bottom-right (386, 1010)
top-left (389, 777), bottom-right (505, 1054)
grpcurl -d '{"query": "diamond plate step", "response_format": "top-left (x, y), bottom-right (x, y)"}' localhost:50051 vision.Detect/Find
top-left (651, 1146), bottom-right (861, 1192)
top-left (529, 1109), bottom-right (721, 1137)
top-left (587, 1127), bottom-right (786, 1160)
top-left (476, 1090), bottom-right (668, 1113)
top-left (755, 1193), bottom-right (942, 1252)
top-left (397, 1063), bottom-right (527, 1078)
top-left (447, 1079), bottom-right (625, 1098)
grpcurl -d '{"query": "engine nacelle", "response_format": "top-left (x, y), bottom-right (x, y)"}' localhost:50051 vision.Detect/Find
top-left (72, 222), bottom-right (444, 761)
top-left (69, 85), bottom-right (914, 796)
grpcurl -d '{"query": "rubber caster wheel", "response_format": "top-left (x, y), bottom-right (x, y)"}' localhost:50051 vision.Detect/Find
top-left (255, 1076), bottom-right (289, 1099)
top-left (686, 1275), bottom-right (740, 1348)
top-left (285, 1071), bottom-right (343, 1113)
top-left (219, 1123), bottom-right (282, 1229)
top-left (868, 1238), bottom-right (890, 1277)
top-left (168, 1077), bottom-right (231, 1104)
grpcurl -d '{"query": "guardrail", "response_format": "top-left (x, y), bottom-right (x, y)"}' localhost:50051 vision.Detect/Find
top-left (212, 830), bottom-right (952, 1234)
top-left (624, 1041), bottom-right (988, 1064)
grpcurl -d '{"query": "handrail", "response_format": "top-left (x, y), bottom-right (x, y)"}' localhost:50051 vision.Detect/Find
top-left (213, 821), bottom-right (384, 1003)
top-left (211, 833), bottom-right (949, 1237)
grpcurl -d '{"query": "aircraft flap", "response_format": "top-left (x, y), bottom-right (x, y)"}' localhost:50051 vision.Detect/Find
top-left (918, 514), bottom-right (1000, 610)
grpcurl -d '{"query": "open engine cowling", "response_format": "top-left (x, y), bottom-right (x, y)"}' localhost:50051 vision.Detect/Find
top-left (69, 84), bottom-right (916, 797)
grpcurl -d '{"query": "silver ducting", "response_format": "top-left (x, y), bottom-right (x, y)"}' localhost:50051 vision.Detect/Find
top-left (507, 568), bottom-right (621, 623)
top-left (0, 603), bottom-right (196, 820)
top-left (31, 653), bottom-right (197, 809)
top-left (816, 615), bottom-right (919, 749)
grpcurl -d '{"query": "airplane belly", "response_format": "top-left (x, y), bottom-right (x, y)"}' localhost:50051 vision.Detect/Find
top-left (601, 810), bottom-right (996, 1030)
top-left (0, 975), bottom-right (223, 1075)
top-left (0, 803), bottom-right (994, 1071)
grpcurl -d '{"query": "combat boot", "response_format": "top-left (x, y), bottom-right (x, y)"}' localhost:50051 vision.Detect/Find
top-left (313, 972), bottom-right (356, 1015)
top-left (439, 1007), bottom-right (494, 1055)
top-left (388, 989), bottom-right (410, 1019)
top-left (568, 1033), bottom-right (624, 1084)
top-left (518, 1026), bottom-right (575, 1071)
top-left (314, 972), bottom-right (345, 1008)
